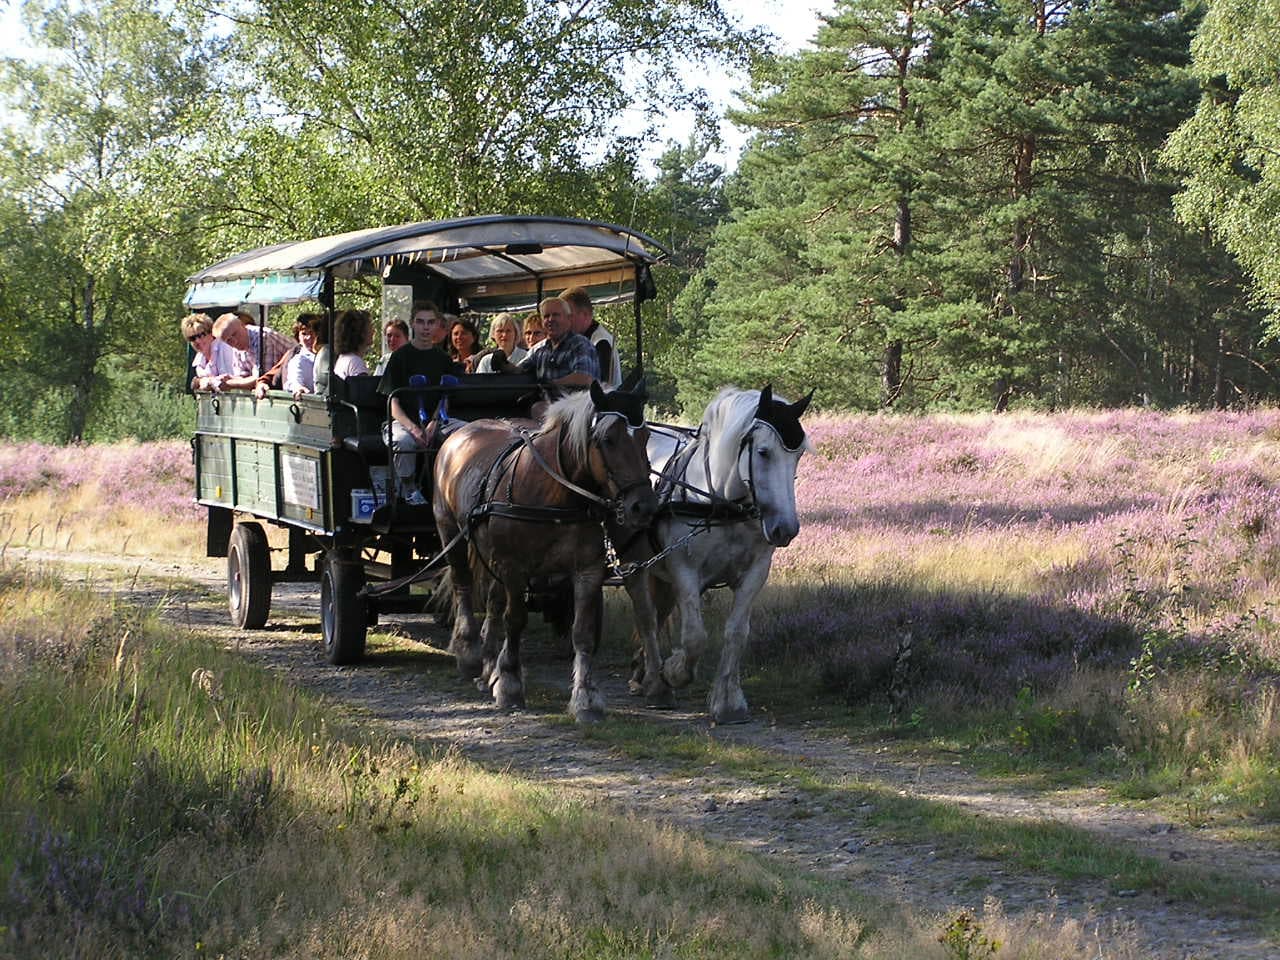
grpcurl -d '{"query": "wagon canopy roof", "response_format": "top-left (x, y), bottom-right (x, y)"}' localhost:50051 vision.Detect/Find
top-left (184, 215), bottom-right (669, 311)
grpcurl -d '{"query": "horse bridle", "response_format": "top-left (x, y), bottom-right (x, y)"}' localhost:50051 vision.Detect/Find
top-left (520, 413), bottom-right (650, 526)
top-left (662, 417), bottom-right (799, 523)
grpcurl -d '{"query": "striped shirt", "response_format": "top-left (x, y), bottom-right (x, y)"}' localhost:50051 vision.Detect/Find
top-left (228, 325), bottom-right (294, 379)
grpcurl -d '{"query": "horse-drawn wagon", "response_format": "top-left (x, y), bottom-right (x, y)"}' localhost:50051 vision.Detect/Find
top-left (187, 215), bottom-right (668, 667)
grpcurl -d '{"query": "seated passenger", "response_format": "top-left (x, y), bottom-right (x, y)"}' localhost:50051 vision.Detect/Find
top-left (312, 314), bottom-right (333, 396)
top-left (523, 311), bottom-right (547, 351)
top-left (487, 296), bottom-right (599, 401)
top-left (213, 311), bottom-right (294, 398)
top-left (283, 313), bottom-right (323, 398)
top-left (474, 312), bottom-right (527, 372)
top-left (332, 309), bottom-right (373, 380)
top-left (378, 301), bottom-right (463, 505)
top-left (374, 319), bottom-right (410, 376)
top-left (562, 285), bottom-right (621, 389)
top-left (449, 315), bottom-right (483, 373)
top-left (183, 312), bottom-right (235, 392)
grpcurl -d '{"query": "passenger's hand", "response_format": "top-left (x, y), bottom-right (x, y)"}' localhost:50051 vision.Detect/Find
top-left (292, 386), bottom-right (310, 400)
top-left (253, 381), bottom-right (269, 400)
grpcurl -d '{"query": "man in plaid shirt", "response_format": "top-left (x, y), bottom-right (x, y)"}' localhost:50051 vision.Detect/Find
top-left (214, 311), bottom-right (295, 397)
top-left (499, 296), bottom-right (599, 393)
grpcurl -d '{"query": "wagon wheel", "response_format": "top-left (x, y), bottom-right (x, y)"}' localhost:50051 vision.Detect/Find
top-left (227, 522), bottom-right (272, 629)
top-left (321, 552), bottom-right (367, 665)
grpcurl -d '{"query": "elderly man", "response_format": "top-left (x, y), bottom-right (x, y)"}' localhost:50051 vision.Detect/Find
top-left (560, 285), bottom-right (621, 389)
top-left (490, 296), bottom-right (598, 394)
top-left (213, 311), bottom-right (295, 397)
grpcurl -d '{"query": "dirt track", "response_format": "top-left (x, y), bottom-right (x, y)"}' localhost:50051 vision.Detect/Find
top-left (25, 548), bottom-right (1280, 960)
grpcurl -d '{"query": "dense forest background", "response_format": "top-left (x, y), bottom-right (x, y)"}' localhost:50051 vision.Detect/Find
top-left (1, 0), bottom-right (1278, 441)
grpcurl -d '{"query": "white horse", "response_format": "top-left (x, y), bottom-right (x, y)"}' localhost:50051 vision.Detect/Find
top-left (615, 385), bottom-right (812, 724)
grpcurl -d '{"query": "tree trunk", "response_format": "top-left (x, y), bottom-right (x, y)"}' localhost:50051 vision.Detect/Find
top-left (1009, 135), bottom-right (1035, 294)
top-left (993, 376), bottom-right (1011, 413)
top-left (883, 8), bottom-right (914, 409)
top-left (67, 275), bottom-right (97, 443)
top-left (1213, 328), bottom-right (1226, 409)
top-left (882, 339), bottom-right (903, 405)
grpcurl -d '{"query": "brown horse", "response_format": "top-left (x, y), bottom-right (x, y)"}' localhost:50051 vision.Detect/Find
top-left (432, 382), bottom-right (656, 722)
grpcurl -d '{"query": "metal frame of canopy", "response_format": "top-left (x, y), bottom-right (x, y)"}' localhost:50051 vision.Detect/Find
top-left (185, 215), bottom-right (669, 378)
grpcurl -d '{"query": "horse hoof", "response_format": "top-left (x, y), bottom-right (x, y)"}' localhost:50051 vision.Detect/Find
top-left (711, 706), bottom-right (750, 725)
top-left (456, 658), bottom-right (483, 681)
top-left (494, 687), bottom-right (525, 711)
top-left (645, 684), bottom-right (677, 710)
top-left (662, 651), bottom-right (692, 689)
top-left (572, 707), bottom-right (605, 724)
top-left (493, 673), bottom-right (524, 710)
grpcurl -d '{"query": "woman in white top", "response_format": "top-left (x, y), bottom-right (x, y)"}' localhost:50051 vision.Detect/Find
top-left (475, 312), bottom-right (528, 372)
top-left (183, 312), bottom-right (236, 391)
top-left (374, 319), bottom-right (410, 376)
top-left (283, 313), bottom-right (322, 397)
top-left (332, 309), bottom-right (373, 380)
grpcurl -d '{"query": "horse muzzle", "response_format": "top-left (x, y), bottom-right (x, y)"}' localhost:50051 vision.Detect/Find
top-left (615, 484), bottom-right (658, 530)
top-left (762, 513), bottom-right (800, 547)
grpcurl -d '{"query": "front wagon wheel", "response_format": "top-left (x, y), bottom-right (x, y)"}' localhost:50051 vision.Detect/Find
top-left (228, 522), bottom-right (272, 629)
top-left (321, 553), bottom-right (367, 665)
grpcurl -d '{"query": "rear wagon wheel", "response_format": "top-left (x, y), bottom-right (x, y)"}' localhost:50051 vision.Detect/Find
top-left (321, 554), bottom-right (367, 665)
top-left (228, 522), bottom-right (272, 629)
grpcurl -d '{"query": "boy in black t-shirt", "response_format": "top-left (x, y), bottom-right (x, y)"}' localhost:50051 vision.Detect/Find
top-left (379, 302), bottom-right (461, 504)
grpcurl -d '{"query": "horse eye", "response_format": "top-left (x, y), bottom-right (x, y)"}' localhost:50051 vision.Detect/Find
top-left (757, 448), bottom-right (770, 459)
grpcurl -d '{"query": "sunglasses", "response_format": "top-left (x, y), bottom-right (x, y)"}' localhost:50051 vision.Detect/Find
top-left (187, 331), bottom-right (211, 343)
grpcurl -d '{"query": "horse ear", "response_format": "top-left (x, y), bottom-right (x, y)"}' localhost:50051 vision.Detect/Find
top-left (790, 388), bottom-right (814, 418)
top-left (589, 380), bottom-right (606, 407)
top-left (756, 384), bottom-right (773, 417)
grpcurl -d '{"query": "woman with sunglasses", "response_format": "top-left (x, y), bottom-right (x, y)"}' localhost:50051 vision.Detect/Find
top-left (182, 312), bottom-right (235, 392)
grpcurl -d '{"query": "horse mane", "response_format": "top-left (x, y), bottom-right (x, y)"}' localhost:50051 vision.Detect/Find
top-left (701, 387), bottom-right (758, 450)
top-left (538, 389), bottom-right (596, 464)
top-left (701, 386), bottom-right (813, 466)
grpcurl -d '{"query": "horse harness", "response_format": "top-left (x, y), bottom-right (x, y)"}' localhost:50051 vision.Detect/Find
top-left (364, 414), bottom-right (647, 598)
top-left (467, 415), bottom-right (649, 530)
top-left (603, 419), bottom-right (779, 581)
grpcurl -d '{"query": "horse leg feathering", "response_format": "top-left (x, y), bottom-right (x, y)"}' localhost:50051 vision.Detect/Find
top-left (490, 582), bottom-right (527, 710)
top-left (707, 554), bottom-right (771, 724)
top-left (567, 569), bottom-right (607, 723)
top-left (623, 571), bottom-right (676, 708)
